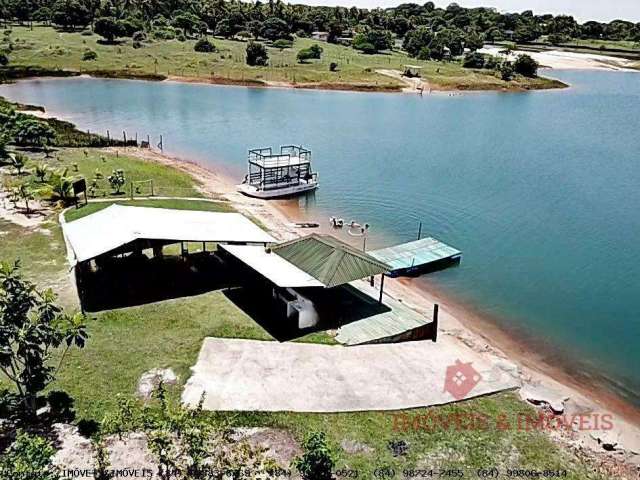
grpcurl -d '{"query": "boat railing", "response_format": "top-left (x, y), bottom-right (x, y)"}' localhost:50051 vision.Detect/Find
top-left (248, 146), bottom-right (311, 168)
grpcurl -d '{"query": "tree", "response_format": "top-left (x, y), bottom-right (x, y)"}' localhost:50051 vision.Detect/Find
top-left (463, 51), bottom-right (485, 69)
top-left (34, 163), bottom-right (49, 182)
top-left (51, 0), bottom-right (90, 30)
top-left (260, 17), bottom-right (290, 41)
top-left (173, 12), bottom-right (203, 37)
top-left (403, 26), bottom-right (433, 57)
top-left (0, 52), bottom-right (8, 66)
top-left (292, 431), bottom-right (335, 480)
top-left (353, 28), bottom-right (392, 54)
top-left (465, 31), bottom-right (484, 51)
top-left (46, 168), bottom-right (73, 202)
top-left (94, 16), bottom-right (125, 43)
top-left (17, 182), bottom-right (35, 214)
top-left (500, 61), bottom-right (514, 81)
top-left (13, 118), bottom-right (55, 147)
top-left (0, 261), bottom-right (87, 415)
top-left (514, 54), bottom-right (538, 77)
top-left (194, 38), bottom-right (215, 52)
top-left (10, 152), bottom-right (27, 174)
top-left (107, 168), bottom-right (126, 194)
top-left (246, 41), bottom-right (268, 66)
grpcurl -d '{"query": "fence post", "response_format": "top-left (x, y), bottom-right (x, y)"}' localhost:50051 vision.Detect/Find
top-left (432, 304), bottom-right (439, 342)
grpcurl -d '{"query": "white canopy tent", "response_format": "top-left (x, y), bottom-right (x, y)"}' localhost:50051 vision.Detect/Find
top-left (220, 244), bottom-right (324, 288)
top-left (62, 204), bottom-right (275, 265)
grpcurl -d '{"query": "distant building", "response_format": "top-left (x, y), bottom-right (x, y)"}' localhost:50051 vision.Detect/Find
top-left (311, 31), bottom-right (329, 42)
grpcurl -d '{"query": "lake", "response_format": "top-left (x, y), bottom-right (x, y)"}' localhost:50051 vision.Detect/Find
top-left (1, 71), bottom-right (639, 408)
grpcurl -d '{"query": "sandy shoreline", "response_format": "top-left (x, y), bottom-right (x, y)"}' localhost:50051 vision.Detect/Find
top-left (108, 146), bottom-right (640, 467)
top-left (479, 46), bottom-right (639, 72)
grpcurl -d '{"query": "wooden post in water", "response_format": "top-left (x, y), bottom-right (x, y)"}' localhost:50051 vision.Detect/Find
top-left (417, 221), bottom-right (422, 240)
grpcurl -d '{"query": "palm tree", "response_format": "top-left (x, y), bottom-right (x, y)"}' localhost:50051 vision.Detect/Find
top-left (17, 182), bottom-right (35, 214)
top-left (46, 169), bottom-right (74, 203)
top-left (10, 153), bottom-right (27, 175)
top-left (34, 163), bottom-right (49, 182)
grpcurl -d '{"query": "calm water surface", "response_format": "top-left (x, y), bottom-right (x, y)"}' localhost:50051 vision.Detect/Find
top-left (1, 71), bottom-right (639, 406)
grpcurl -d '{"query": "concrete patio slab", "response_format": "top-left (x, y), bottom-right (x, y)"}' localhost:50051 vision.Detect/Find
top-left (182, 338), bottom-right (520, 412)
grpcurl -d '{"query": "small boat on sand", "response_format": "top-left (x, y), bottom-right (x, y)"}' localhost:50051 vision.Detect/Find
top-left (238, 145), bottom-right (319, 199)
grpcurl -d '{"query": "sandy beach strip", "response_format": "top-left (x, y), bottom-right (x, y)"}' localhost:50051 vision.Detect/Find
top-left (479, 46), bottom-right (639, 72)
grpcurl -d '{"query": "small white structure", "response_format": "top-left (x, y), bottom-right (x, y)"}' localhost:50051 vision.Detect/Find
top-left (311, 31), bottom-right (329, 41)
top-left (62, 204), bottom-right (275, 265)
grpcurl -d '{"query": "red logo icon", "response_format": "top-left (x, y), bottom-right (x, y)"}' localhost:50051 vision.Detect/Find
top-left (444, 359), bottom-right (482, 400)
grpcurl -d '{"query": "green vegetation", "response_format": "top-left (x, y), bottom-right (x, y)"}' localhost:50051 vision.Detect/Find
top-left (0, 430), bottom-right (59, 480)
top-left (0, 261), bottom-right (87, 416)
top-left (0, 26), bottom-right (564, 91)
top-left (245, 40), bottom-right (268, 66)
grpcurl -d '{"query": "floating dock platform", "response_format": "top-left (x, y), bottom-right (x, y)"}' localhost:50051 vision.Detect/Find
top-left (369, 237), bottom-right (461, 277)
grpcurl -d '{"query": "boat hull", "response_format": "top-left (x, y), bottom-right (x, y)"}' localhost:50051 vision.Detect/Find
top-left (237, 182), bottom-right (318, 199)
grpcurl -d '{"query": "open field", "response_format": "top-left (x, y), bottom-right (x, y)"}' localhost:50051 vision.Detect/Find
top-left (1, 25), bottom-right (565, 91)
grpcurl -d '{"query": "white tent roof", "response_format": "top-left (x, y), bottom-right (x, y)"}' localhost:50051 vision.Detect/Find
top-left (62, 204), bottom-right (275, 264)
top-left (220, 244), bottom-right (324, 288)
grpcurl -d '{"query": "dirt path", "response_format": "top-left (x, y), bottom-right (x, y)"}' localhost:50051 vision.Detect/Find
top-left (375, 69), bottom-right (430, 93)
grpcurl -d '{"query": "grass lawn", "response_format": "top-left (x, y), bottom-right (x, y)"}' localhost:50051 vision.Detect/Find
top-left (20, 148), bottom-right (204, 199)
top-left (2, 25), bottom-right (565, 91)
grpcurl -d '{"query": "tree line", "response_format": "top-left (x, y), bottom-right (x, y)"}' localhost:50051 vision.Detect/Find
top-left (1, 0), bottom-right (639, 59)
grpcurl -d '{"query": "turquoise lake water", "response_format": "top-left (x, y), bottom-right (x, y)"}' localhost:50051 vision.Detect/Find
top-left (1, 71), bottom-right (639, 407)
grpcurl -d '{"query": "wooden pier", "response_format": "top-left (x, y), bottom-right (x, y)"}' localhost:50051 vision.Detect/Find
top-left (369, 237), bottom-right (461, 277)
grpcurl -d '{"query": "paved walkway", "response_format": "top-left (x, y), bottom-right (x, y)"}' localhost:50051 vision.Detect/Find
top-left (182, 338), bottom-right (520, 412)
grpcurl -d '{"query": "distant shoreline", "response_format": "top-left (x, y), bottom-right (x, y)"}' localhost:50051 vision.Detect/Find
top-left (1, 65), bottom-right (568, 94)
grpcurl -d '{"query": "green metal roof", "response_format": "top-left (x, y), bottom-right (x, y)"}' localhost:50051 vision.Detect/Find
top-left (272, 234), bottom-right (391, 288)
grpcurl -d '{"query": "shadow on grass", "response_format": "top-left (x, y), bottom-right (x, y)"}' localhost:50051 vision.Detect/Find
top-left (223, 283), bottom-right (390, 342)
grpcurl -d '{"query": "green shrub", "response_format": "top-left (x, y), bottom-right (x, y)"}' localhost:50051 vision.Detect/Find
top-left (462, 51), bottom-right (485, 69)
top-left (194, 38), bottom-right (215, 53)
top-left (417, 47), bottom-right (431, 60)
top-left (82, 49), bottom-right (97, 61)
top-left (272, 38), bottom-right (293, 49)
top-left (514, 54), bottom-right (539, 77)
top-left (0, 431), bottom-right (59, 480)
top-left (132, 31), bottom-right (147, 42)
top-left (297, 43), bottom-right (323, 63)
top-left (292, 431), bottom-right (335, 480)
top-left (329, 62), bottom-right (338, 71)
top-left (107, 169), bottom-right (126, 194)
top-left (500, 61), bottom-right (514, 81)
top-left (246, 41), bottom-right (268, 66)
top-left (0, 52), bottom-right (9, 66)
top-left (353, 38), bottom-right (377, 54)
